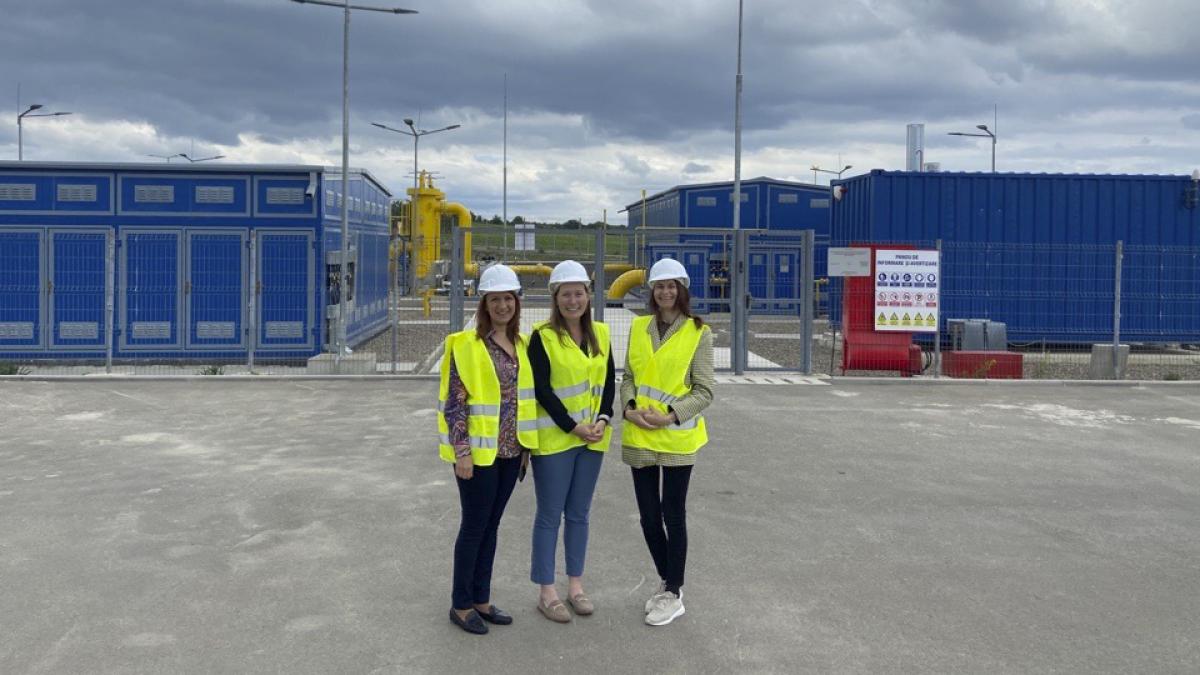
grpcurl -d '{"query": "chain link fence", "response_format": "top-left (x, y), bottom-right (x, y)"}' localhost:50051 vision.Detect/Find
top-left (6, 224), bottom-right (1198, 380)
top-left (825, 240), bottom-right (1200, 380)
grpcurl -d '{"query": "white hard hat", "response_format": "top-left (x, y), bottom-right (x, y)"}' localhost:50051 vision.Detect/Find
top-left (548, 259), bottom-right (590, 293)
top-left (647, 257), bottom-right (690, 288)
top-left (477, 264), bottom-right (521, 295)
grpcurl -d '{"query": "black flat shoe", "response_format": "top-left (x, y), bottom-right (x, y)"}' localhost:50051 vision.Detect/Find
top-left (449, 608), bottom-right (488, 635)
top-left (476, 605), bottom-right (513, 625)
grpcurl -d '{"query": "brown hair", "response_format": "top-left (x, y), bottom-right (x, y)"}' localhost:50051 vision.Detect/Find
top-left (475, 292), bottom-right (523, 345)
top-left (548, 284), bottom-right (600, 354)
top-left (647, 280), bottom-right (704, 328)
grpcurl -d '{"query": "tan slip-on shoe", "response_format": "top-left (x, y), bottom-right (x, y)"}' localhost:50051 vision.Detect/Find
top-left (537, 598), bottom-right (571, 623)
top-left (568, 593), bottom-right (594, 616)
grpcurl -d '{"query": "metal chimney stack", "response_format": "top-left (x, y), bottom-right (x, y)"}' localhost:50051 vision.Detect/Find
top-left (906, 124), bottom-right (925, 172)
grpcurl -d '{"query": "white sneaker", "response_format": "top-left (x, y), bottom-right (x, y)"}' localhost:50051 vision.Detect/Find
top-left (644, 582), bottom-right (666, 614)
top-left (645, 591), bottom-right (685, 626)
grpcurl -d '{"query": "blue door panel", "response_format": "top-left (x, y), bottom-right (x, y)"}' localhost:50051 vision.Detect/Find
top-left (773, 251), bottom-right (797, 312)
top-left (123, 232), bottom-right (180, 347)
top-left (749, 251), bottom-right (770, 311)
top-left (188, 233), bottom-right (245, 348)
top-left (51, 231), bottom-right (107, 348)
top-left (259, 233), bottom-right (312, 347)
top-left (0, 231), bottom-right (42, 348)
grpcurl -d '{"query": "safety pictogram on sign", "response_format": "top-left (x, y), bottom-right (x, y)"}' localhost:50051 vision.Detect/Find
top-left (874, 249), bottom-right (940, 333)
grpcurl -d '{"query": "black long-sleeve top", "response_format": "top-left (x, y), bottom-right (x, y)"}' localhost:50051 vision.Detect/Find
top-left (527, 329), bottom-right (616, 433)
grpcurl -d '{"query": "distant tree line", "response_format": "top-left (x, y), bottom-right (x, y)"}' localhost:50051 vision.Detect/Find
top-left (390, 200), bottom-right (610, 229)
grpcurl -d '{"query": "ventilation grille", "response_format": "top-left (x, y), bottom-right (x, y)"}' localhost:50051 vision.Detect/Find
top-left (265, 321), bottom-right (304, 338)
top-left (59, 321), bottom-right (99, 339)
top-left (696, 196), bottom-right (717, 207)
top-left (196, 186), bottom-right (234, 204)
top-left (809, 198), bottom-right (830, 208)
top-left (57, 184), bottom-right (98, 202)
top-left (134, 185), bottom-right (175, 204)
top-left (266, 187), bottom-right (305, 205)
top-left (0, 322), bottom-right (35, 339)
top-left (778, 193), bottom-right (799, 204)
top-left (0, 183), bottom-right (36, 201)
top-left (131, 322), bottom-right (171, 338)
top-left (196, 321), bottom-right (236, 339)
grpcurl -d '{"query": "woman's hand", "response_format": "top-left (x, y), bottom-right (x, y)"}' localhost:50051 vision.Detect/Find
top-left (454, 454), bottom-right (474, 480)
top-left (624, 408), bottom-right (656, 430)
top-left (573, 422), bottom-right (604, 443)
top-left (640, 409), bottom-right (677, 428)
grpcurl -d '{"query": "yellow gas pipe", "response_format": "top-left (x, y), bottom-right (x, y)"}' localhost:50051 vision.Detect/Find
top-left (603, 263), bottom-right (635, 275)
top-left (607, 268), bottom-right (646, 300)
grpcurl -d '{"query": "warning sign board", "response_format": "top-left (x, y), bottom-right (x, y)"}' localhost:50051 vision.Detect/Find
top-left (874, 249), bottom-right (939, 333)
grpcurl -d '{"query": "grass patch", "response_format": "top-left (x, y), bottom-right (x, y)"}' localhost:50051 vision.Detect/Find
top-left (0, 362), bottom-right (31, 376)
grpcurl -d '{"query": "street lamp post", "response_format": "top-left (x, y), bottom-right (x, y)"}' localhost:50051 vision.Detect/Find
top-left (289, 0), bottom-right (417, 366)
top-left (371, 118), bottom-right (461, 281)
top-left (371, 119), bottom-right (460, 373)
top-left (18, 104), bottom-right (72, 160)
top-left (948, 124), bottom-right (996, 172)
top-left (811, 164), bottom-right (853, 184)
top-left (180, 153), bottom-right (225, 163)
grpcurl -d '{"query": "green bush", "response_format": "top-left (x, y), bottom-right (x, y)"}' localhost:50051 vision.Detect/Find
top-left (0, 362), bottom-right (31, 376)
top-left (198, 365), bottom-right (225, 376)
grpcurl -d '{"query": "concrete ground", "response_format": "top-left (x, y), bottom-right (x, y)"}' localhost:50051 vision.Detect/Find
top-left (2, 379), bottom-right (1199, 674)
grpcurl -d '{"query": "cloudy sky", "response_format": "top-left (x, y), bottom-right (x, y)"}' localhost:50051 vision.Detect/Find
top-left (4, 0), bottom-right (1200, 222)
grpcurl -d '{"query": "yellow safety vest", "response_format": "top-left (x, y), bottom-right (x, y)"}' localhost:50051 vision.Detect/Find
top-left (437, 329), bottom-right (539, 466)
top-left (532, 321), bottom-right (612, 455)
top-left (620, 316), bottom-right (709, 454)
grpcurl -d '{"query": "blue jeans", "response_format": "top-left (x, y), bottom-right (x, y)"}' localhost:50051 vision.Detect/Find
top-left (530, 446), bottom-right (604, 585)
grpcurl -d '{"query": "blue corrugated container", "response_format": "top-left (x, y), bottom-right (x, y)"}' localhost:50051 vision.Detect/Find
top-left (625, 176), bottom-right (830, 232)
top-left (830, 170), bottom-right (1200, 342)
top-left (0, 161), bottom-right (393, 361)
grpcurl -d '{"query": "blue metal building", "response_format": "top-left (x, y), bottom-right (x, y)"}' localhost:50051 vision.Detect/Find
top-left (829, 170), bottom-right (1200, 343)
top-left (624, 177), bottom-right (831, 312)
top-left (0, 161), bottom-right (392, 361)
top-left (625, 176), bottom-right (830, 230)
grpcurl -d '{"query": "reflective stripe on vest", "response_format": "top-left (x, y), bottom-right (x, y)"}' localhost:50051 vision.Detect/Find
top-left (620, 315), bottom-right (709, 454)
top-left (532, 321), bottom-right (612, 455)
top-left (436, 329), bottom-right (539, 465)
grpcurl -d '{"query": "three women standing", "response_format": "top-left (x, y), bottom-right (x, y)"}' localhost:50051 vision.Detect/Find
top-left (437, 264), bottom-right (538, 635)
top-left (620, 257), bottom-right (714, 626)
top-left (526, 260), bottom-right (616, 623)
top-left (438, 256), bottom-right (709, 632)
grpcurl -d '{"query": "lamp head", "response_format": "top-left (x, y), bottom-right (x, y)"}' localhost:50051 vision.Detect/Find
top-left (447, 124), bottom-right (461, 130)
top-left (976, 124), bottom-right (989, 131)
top-left (403, 118), bottom-right (414, 127)
top-left (29, 104), bottom-right (44, 112)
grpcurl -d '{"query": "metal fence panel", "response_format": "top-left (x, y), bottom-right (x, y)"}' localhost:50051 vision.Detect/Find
top-left (0, 230), bottom-right (44, 351)
top-left (50, 230), bottom-right (108, 350)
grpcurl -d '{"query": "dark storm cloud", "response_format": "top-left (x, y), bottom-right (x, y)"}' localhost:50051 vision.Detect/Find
top-left (4, 0), bottom-right (1200, 218)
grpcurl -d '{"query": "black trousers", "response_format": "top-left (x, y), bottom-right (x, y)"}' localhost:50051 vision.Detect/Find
top-left (452, 456), bottom-right (521, 610)
top-left (631, 464), bottom-right (694, 592)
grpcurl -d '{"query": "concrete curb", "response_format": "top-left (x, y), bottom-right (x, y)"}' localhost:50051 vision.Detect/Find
top-left (0, 374), bottom-right (441, 382)
top-left (3, 373), bottom-right (1199, 386)
top-left (828, 376), bottom-right (1200, 387)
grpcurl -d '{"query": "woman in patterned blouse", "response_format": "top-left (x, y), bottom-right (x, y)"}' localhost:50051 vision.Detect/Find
top-left (443, 270), bottom-right (531, 635)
